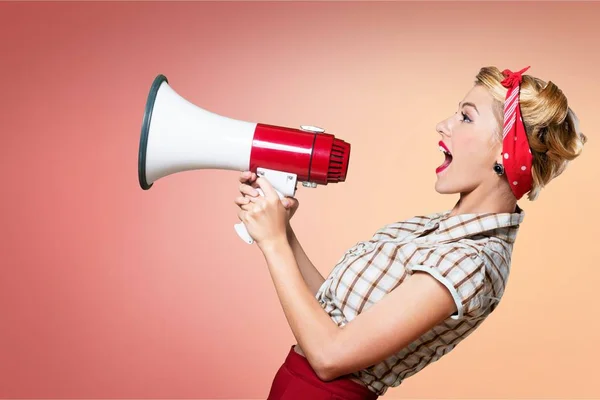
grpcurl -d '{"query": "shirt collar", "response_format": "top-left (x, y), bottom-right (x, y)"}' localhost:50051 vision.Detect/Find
top-left (429, 204), bottom-right (525, 243)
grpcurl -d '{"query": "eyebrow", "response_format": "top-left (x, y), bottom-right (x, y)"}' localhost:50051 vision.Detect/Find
top-left (458, 101), bottom-right (480, 115)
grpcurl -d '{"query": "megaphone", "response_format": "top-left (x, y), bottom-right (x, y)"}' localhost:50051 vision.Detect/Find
top-left (138, 74), bottom-right (351, 244)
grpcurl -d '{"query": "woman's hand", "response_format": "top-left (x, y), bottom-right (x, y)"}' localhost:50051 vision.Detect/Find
top-left (234, 171), bottom-right (299, 249)
top-left (234, 171), bottom-right (300, 231)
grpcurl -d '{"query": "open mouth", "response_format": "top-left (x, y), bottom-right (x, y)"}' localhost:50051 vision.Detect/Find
top-left (436, 141), bottom-right (453, 174)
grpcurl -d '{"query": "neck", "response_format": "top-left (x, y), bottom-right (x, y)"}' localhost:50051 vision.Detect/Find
top-left (449, 179), bottom-right (517, 217)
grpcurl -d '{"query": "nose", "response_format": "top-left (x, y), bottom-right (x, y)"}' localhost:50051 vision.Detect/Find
top-left (436, 117), bottom-right (451, 138)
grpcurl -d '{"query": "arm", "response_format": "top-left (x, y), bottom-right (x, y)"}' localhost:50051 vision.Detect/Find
top-left (236, 170), bottom-right (325, 296)
top-left (286, 225), bottom-right (326, 296)
top-left (259, 238), bottom-right (457, 382)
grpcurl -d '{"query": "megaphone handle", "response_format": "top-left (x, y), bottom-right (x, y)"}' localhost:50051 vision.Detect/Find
top-left (234, 188), bottom-right (285, 244)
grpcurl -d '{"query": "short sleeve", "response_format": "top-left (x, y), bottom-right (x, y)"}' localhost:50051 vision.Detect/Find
top-left (407, 247), bottom-right (488, 320)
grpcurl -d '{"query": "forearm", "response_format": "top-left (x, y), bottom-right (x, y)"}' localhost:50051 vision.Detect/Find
top-left (286, 226), bottom-right (326, 296)
top-left (259, 238), bottom-right (339, 373)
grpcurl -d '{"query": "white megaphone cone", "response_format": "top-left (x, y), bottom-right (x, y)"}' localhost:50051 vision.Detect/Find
top-left (138, 74), bottom-right (351, 244)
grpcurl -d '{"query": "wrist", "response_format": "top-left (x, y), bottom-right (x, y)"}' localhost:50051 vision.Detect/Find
top-left (258, 235), bottom-right (289, 254)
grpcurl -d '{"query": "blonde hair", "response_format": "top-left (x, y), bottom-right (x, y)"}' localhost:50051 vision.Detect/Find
top-left (475, 66), bottom-right (587, 201)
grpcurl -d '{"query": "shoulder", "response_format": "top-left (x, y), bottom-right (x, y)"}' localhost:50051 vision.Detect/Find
top-left (409, 237), bottom-right (513, 319)
top-left (414, 241), bottom-right (487, 275)
top-left (435, 236), bottom-right (514, 292)
top-left (454, 236), bottom-right (513, 293)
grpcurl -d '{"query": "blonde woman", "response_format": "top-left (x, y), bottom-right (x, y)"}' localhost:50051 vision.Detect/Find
top-left (234, 66), bottom-right (587, 399)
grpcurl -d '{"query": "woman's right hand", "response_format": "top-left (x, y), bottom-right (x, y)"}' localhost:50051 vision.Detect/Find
top-left (235, 171), bottom-right (300, 222)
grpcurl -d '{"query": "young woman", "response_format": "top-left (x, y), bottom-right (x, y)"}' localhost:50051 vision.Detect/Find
top-left (234, 66), bottom-right (587, 399)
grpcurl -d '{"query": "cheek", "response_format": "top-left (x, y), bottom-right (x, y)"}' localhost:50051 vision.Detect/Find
top-left (455, 136), bottom-right (493, 169)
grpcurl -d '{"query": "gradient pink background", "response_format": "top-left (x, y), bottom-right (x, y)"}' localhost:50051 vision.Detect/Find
top-left (1, 1), bottom-right (599, 399)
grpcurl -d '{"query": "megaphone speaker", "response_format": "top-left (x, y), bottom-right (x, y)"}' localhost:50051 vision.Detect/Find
top-left (138, 74), bottom-right (351, 244)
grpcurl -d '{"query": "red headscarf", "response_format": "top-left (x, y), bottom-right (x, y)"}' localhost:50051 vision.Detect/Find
top-left (501, 66), bottom-right (533, 200)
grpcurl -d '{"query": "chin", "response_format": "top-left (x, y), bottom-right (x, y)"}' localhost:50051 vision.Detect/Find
top-left (435, 187), bottom-right (456, 195)
top-left (434, 180), bottom-right (456, 194)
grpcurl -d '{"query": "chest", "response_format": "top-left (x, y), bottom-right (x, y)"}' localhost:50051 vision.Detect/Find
top-left (318, 238), bottom-right (436, 311)
top-left (328, 220), bottom-right (444, 284)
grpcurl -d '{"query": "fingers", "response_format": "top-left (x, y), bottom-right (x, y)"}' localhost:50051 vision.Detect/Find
top-left (239, 170), bottom-right (258, 183)
top-left (236, 171), bottom-right (261, 212)
top-left (234, 195), bottom-right (258, 211)
top-left (235, 195), bottom-right (259, 204)
top-left (239, 183), bottom-right (260, 197)
top-left (255, 177), bottom-right (277, 200)
top-left (239, 203), bottom-right (254, 211)
top-left (282, 196), bottom-right (298, 208)
top-left (239, 171), bottom-right (260, 194)
top-left (234, 195), bottom-right (249, 205)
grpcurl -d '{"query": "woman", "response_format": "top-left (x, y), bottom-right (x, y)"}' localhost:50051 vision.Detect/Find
top-left (234, 66), bottom-right (587, 399)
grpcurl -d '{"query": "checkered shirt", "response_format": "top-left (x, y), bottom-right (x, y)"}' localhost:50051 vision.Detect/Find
top-left (314, 205), bottom-right (525, 395)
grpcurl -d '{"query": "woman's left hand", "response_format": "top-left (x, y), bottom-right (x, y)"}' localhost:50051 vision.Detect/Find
top-left (237, 177), bottom-right (289, 250)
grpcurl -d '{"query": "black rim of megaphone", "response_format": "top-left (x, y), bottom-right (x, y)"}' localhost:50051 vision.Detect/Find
top-left (138, 74), bottom-right (168, 190)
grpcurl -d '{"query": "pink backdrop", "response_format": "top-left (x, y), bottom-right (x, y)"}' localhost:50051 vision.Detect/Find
top-left (1, 1), bottom-right (599, 399)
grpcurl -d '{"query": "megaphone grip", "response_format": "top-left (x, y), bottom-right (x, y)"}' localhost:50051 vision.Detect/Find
top-left (234, 188), bottom-right (284, 245)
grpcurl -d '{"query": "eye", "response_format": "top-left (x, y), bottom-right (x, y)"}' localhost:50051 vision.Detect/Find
top-left (460, 112), bottom-right (472, 123)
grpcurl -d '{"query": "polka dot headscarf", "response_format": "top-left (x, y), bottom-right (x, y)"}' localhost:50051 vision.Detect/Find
top-left (500, 66), bottom-right (533, 200)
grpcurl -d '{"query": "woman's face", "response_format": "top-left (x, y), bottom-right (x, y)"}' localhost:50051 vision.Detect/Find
top-left (434, 84), bottom-right (502, 195)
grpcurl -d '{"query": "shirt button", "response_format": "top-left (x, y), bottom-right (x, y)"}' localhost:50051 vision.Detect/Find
top-left (424, 222), bottom-right (439, 230)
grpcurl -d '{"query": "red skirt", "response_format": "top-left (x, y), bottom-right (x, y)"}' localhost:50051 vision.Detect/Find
top-left (267, 345), bottom-right (379, 400)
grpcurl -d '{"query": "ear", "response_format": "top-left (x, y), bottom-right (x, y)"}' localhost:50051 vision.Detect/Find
top-left (496, 151), bottom-right (505, 165)
top-left (489, 139), bottom-right (504, 165)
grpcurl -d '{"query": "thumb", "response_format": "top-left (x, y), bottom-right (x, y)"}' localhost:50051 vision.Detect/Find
top-left (284, 197), bottom-right (298, 208)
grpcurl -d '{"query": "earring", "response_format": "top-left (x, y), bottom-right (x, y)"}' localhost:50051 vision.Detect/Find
top-left (493, 161), bottom-right (505, 176)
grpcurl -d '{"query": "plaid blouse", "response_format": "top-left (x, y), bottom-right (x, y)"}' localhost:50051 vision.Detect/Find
top-left (314, 205), bottom-right (525, 395)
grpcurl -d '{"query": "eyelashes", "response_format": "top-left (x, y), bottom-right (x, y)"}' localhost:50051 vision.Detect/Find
top-left (453, 110), bottom-right (473, 123)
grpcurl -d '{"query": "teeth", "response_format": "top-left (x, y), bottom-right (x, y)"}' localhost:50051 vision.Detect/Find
top-left (439, 146), bottom-right (451, 155)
